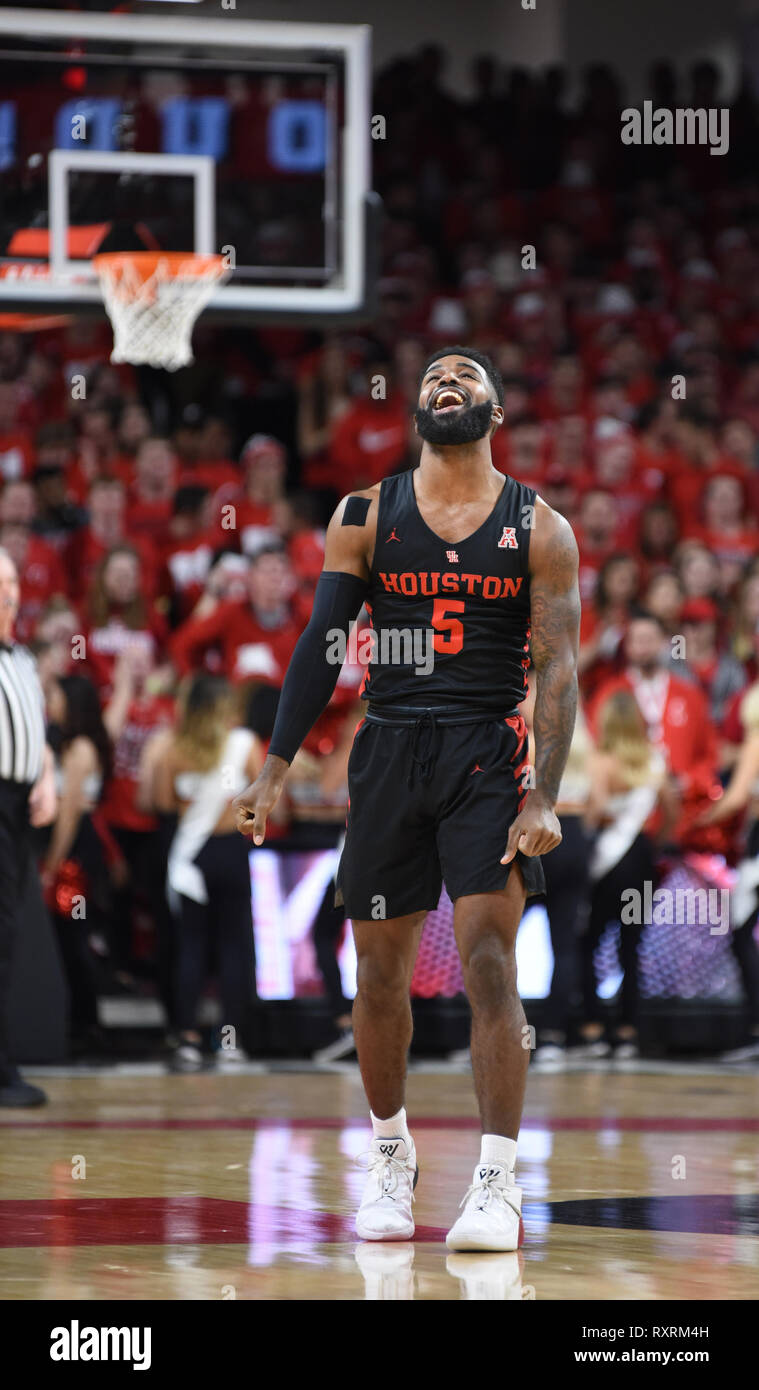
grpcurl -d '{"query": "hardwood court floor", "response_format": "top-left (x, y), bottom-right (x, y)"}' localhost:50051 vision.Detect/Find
top-left (0, 1066), bottom-right (757, 1300)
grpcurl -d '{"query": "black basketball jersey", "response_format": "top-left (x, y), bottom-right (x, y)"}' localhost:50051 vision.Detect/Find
top-left (362, 468), bottom-right (535, 711)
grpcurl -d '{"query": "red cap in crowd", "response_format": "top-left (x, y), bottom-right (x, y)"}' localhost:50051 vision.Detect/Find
top-left (679, 598), bottom-right (720, 624)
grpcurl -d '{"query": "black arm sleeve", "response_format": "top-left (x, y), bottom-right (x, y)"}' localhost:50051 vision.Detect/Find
top-left (266, 570), bottom-right (369, 765)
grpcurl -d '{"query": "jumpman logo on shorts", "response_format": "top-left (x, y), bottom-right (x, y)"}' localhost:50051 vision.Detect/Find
top-left (470, 763), bottom-right (484, 774)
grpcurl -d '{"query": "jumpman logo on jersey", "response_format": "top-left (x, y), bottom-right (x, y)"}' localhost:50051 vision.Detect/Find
top-left (386, 528), bottom-right (401, 543)
top-left (470, 762), bottom-right (484, 775)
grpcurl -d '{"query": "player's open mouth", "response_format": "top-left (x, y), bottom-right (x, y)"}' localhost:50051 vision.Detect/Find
top-left (431, 387), bottom-right (468, 413)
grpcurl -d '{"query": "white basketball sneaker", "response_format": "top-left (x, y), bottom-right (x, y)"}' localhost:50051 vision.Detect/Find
top-left (446, 1163), bottom-right (524, 1252)
top-left (355, 1137), bottom-right (418, 1241)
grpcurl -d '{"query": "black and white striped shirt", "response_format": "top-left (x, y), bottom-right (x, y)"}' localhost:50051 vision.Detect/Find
top-left (0, 642), bottom-right (46, 785)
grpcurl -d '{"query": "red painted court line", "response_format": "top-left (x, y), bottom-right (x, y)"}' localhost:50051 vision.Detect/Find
top-left (1, 1116), bottom-right (757, 1132)
top-left (0, 1197), bottom-right (449, 1248)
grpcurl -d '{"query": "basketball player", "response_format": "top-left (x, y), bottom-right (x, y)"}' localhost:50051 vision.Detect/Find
top-left (234, 347), bottom-right (580, 1251)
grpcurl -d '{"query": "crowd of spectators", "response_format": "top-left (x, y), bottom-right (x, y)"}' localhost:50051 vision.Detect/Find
top-left (3, 48), bottom-right (759, 1056)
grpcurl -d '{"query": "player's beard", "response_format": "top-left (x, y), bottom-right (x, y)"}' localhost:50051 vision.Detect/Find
top-left (414, 400), bottom-right (494, 446)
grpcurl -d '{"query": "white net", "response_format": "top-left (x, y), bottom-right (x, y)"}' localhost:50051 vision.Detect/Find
top-left (93, 253), bottom-right (229, 372)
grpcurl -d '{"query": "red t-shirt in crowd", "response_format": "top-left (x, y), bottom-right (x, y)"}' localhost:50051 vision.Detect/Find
top-left (178, 459), bottom-right (241, 496)
top-left (573, 529), bottom-right (617, 604)
top-left (170, 600), bottom-right (300, 684)
top-left (288, 529), bottom-right (325, 587)
top-left (633, 441), bottom-right (683, 492)
top-left (125, 496), bottom-right (174, 544)
top-left (65, 454), bottom-right (134, 505)
top-left (329, 395), bottom-right (409, 492)
top-left (15, 534), bottom-right (67, 641)
top-left (85, 613), bottom-right (169, 699)
top-left (588, 669), bottom-right (722, 848)
top-left (100, 693), bottom-right (176, 833)
top-left (160, 533), bottom-right (216, 621)
top-left (588, 669), bottom-right (718, 781)
top-left (233, 500), bottom-right (279, 557)
top-left (577, 601), bottom-right (629, 702)
top-left (666, 458), bottom-right (753, 529)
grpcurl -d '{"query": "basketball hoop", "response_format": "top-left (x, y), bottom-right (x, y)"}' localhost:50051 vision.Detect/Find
top-left (92, 252), bottom-right (230, 372)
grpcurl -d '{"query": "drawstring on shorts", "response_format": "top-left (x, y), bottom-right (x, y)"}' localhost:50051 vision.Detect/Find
top-left (407, 709), bottom-right (440, 788)
top-left (363, 702), bottom-right (510, 790)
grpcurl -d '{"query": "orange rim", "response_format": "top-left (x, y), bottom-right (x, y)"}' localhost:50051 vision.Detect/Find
top-left (93, 251), bottom-right (226, 286)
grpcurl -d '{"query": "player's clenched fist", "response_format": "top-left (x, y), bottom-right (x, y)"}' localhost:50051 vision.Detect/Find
top-left (500, 794), bottom-right (562, 864)
top-left (234, 755), bottom-right (288, 846)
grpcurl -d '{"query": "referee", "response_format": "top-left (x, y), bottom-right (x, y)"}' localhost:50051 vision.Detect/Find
top-left (0, 548), bottom-right (56, 1108)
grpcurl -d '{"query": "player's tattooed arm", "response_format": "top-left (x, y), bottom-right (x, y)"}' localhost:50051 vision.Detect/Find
top-left (502, 502), bottom-right (579, 863)
top-left (528, 503), bottom-right (580, 807)
top-left (234, 487), bottom-right (379, 844)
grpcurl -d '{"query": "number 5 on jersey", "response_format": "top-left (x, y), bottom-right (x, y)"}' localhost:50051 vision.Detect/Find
top-left (431, 598), bottom-right (465, 654)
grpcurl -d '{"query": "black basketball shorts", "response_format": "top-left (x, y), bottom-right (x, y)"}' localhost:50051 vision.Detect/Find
top-left (334, 710), bottom-right (545, 921)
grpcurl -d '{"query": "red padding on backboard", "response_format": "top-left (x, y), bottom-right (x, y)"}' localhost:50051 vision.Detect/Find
top-left (7, 224), bottom-right (112, 259)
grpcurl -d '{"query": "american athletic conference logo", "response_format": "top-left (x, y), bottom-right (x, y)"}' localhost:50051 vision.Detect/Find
top-left (498, 526), bottom-right (518, 549)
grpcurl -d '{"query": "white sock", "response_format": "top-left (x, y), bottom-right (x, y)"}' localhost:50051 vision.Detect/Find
top-left (371, 1107), bottom-right (412, 1147)
top-left (480, 1133), bottom-right (517, 1175)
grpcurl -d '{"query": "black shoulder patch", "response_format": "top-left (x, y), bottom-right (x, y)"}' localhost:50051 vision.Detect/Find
top-left (342, 496), bottom-right (371, 527)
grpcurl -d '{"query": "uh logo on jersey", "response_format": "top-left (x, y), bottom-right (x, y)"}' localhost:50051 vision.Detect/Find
top-left (378, 522), bottom-right (525, 599)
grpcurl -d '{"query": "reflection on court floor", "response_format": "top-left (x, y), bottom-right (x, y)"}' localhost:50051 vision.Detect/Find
top-left (0, 1069), bottom-right (757, 1300)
